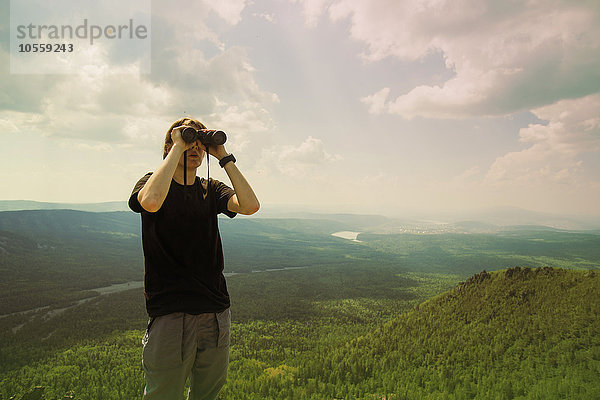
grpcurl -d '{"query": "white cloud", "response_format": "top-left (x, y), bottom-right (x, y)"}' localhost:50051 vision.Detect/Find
top-left (292, 0), bottom-right (334, 27)
top-left (0, 115), bottom-right (21, 133)
top-left (259, 136), bottom-right (342, 177)
top-left (485, 94), bottom-right (600, 187)
top-left (452, 166), bottom-right (481, 184)
top-left (1, 0), bottom-right (278, 148)
top-left (61, 142), bottom-right (113, 152)
top-left (360, 87), bottom-right (390, 115)
top-left (208, 0), bottom-right (249, 25)
top-left (252, 13), bottom-right (276, 23)
top-left (206, 102), bottom-right (275, 133)
top-left (299, 0), bottom-right (600, 119)
top-left (150, 1), bottom-right (225, 50)
top-left (1, 59), bottom-right (172, 144)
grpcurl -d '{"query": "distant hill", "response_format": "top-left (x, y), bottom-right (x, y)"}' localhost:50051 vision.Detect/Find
top-left (451, 206), bottom-right (600, 231)
top-left (257, 212), bottom-right (393, 230)
top-left (451, 221), bottom-right (577, 233)
top-left (3, 201), bottom-right (600, 230)
top-left (0, 200), bottom-right (129, 212)
top-left (0, 209), bottom-right (139, 238)
top-left (450, 220), bottom-right (499, 233)
top-left (305, 267), bottom-right (600, 399)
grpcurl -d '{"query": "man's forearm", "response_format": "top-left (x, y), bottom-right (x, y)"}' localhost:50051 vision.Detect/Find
top-left (223, 160), bottom-right (260, 214)
top-left (138, 144), bottom-right (185, 212)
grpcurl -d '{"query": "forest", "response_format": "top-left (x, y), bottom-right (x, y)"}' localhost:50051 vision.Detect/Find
top-left (1, 209), bottom-right (599, 399)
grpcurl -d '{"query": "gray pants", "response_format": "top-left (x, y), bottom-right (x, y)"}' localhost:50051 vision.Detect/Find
top-left (142, 309), bottom-right (230, 400)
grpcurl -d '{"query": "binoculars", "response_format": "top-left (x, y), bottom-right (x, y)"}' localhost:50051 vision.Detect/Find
top-left (180, 127), bottom-right (227, 146)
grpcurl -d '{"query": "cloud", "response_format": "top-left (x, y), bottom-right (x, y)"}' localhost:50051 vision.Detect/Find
top-left (0, 52), bottom-right (174, 143)
top-left (149, 1), bottom-right (226, 50)
top-left (205, 103), bottom-right (275, 133)
top-left (485, 93), bottom-right (600, 187)
top-left (208, 0), bottom-right (249, 25)
top-left (292, 0), bottom-right (334, 27)
top-left (1, 0), bottom-right (278, 147)
top-left (452, 166), bottom-right (481, 184)
top-left (151, 0), bottom-right (249, 33)
top-left (360, 87), bottom-right (390, 115)
top-left (258, 136), bottom-right (342, 178)
top-left (252, 13), bottom-right (276, 23)
top-left (298, 0), bottom-right (600, 119)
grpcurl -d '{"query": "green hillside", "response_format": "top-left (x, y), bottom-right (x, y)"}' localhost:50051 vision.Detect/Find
top-left (300, 267), bottom-right (600, 399)
top-left (3, 268), bottom-right (598, 399)
top-left (2, 210), bottom-right (599, 398)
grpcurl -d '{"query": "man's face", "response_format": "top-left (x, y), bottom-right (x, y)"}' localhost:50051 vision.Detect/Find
top-left (171, 122), bottom-right (206, 169)
top-left (182, 140), bottom-right (205, 169)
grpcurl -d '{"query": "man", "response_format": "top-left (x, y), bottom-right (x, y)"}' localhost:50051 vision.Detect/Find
top-left (129, 117), bottom-right (260, 399)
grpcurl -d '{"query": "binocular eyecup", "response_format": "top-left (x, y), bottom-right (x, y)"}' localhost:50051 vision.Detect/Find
top-left (181, 127), bottom-right (227, 146)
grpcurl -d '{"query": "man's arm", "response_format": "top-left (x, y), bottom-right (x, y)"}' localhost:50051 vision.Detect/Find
top-left (211, 146), bottom-right (260, 215)
top-left (223, 160), bottom-right (260, 215)
top-left (137, 128), bottom-right (190, 213)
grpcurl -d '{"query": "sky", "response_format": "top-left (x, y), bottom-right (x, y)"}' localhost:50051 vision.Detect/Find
top-left (1, 0), bottom-right (599, 217)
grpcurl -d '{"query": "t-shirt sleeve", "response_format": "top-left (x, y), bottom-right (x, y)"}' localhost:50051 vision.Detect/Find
top-left (212, 178), bottom-right (237, 218)
top-left (128, 173), bottom-right (152, 213)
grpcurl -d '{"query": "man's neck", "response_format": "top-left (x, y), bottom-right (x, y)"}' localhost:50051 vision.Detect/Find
top-left (173, 166), bottom-right (198, 185)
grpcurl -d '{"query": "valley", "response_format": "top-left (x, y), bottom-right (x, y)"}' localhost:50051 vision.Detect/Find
top-left (0, 207), bottom-right (599, 399)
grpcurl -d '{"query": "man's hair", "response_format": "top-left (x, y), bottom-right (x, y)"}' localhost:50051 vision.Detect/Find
top-left (163, 117), bottom-right (207, 159)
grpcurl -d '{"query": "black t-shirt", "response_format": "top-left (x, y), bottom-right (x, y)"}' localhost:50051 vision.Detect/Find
top-left (129, 173), bottom-right (236, 317)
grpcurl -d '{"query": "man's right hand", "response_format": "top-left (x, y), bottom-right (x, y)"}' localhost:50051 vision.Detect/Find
top-left (137, 125), bottom-right (195, 213)
top-left (171, 125), bottom-right (196, 152)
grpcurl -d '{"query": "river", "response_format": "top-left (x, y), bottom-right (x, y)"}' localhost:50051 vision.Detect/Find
top-left (3, 268), bottom-right (306, 333)
top-left (331, 231), bottom-right (362, 242)
top-left (3, 281), bottom-right (145, 333)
